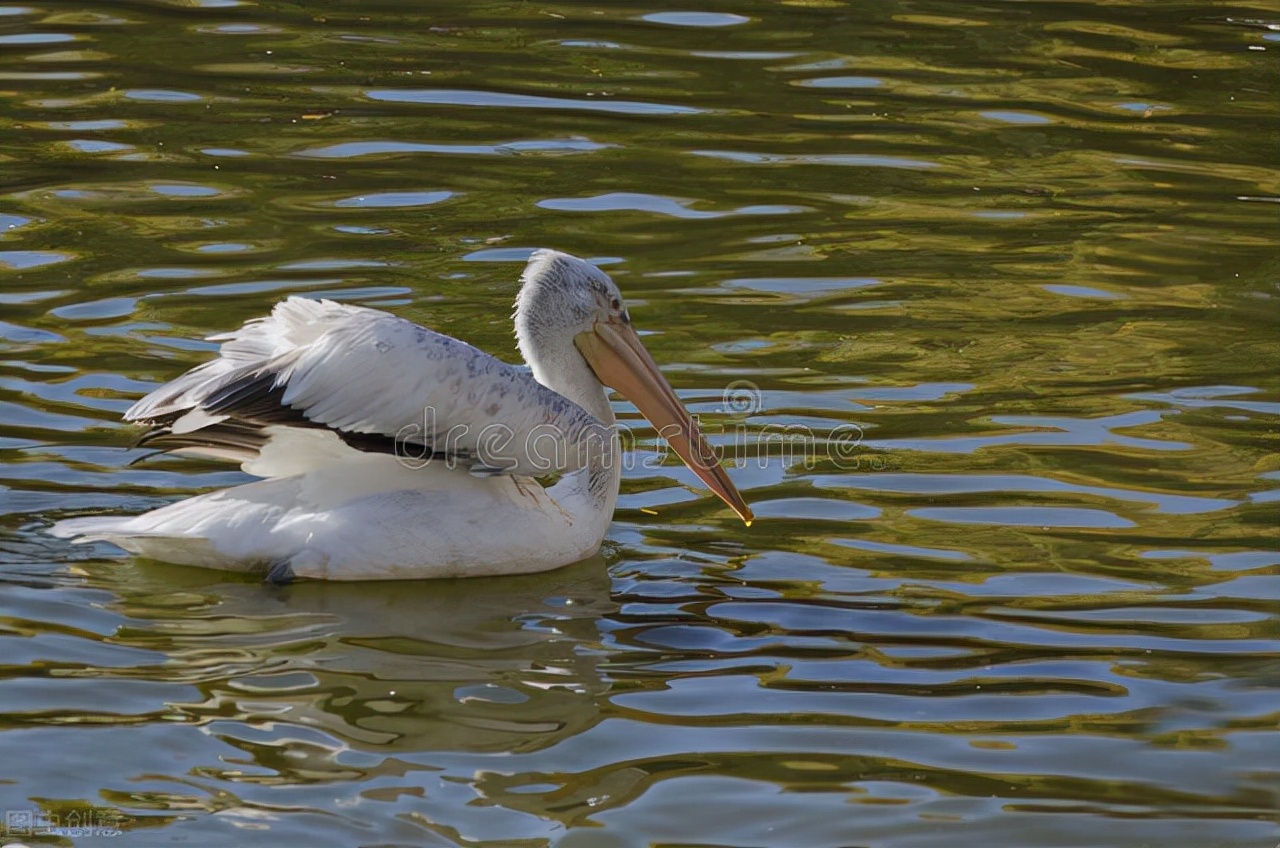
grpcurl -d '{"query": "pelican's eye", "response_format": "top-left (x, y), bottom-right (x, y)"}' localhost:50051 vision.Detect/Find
top-left (608, 296), bottom-right (630, 323)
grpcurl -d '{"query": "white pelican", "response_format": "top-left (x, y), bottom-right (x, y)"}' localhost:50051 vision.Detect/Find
top-left (51, 250), bottom-right (753, 581)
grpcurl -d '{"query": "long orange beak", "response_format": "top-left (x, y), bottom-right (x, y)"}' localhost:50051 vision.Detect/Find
top-left (576, 318), bottom-right (753, 525)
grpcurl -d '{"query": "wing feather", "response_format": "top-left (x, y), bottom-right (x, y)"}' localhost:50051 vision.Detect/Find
top-left (128, 297), bottom-right (607, 477)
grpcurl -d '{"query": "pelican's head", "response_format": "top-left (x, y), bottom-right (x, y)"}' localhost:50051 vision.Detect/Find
top-left (515, 249), bottom-right (627, 342)
top-left (515, 250), bottom-right (753, 525)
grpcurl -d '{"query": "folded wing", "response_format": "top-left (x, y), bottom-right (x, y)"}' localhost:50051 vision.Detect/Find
top-left (130, 297), bottom-right (608, 478)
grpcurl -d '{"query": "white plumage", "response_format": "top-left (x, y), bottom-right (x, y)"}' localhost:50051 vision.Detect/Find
top-left (51, 250), bottom-right (751, 581)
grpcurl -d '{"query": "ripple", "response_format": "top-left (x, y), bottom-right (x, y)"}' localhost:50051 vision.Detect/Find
top-left (972, 210), bottom-right (1029, 220)
top-left (295, 138), bottom-right (610, 159)
top-left (50, 297), bottom-right (138, 321)
top-left (331, 190), bottom-right (454, 208)
top-left (538, 192), bottom-right (804, 219)
top-left (865, 411), bottom-right (1192, 453)
top-left (0, 71), bottom-right (103, 81)
top-left (815, 472), bottom-right (1235, 515)
top-left (1042, 284), bottom-right (1123, 299)
top-left (979, 110), bottom-right (1054, 125)
top-left (1127, 385), bottom-right (1280, 415)
top-left (1114, 101), bottom-right (1173, 114)
top-left (0, 320), bottom-right (64, 344)
top-left (460, 246), bottom-right (544, 262)
top-left (124, 88), bottom-right (203, 102)
top-left (136, 267), bottom-right (222, 279)
top-left (0, 399), bottom-right (87, 431)
top-left (311, 285), bottom-right (412, 303)
top-left (748, 497), bottom-right (879, 521)
top-left (183, 277), bottom-right (343, 297)
top-left (0, 289), bottom-right (63, 304)
top-left (39, 118), bottom-right (129, 130)
top-left (833, 537), bottom-right (971, 561)
top-left (847, 383), bottom-right (974, 402)
top-left (641, 12), bottom-right (751, 27)
top-left (277, 258), bottom-right (389, 271)
top-left (332, 224), bottom-right (390, 235)
top-left (910, 506), bottom-right (1136, 528)
top-left (0, 250), bottom-right (74, 270)
top-left (0, 676), bottom-right (199, 719)
top-left (692, 149), bottom-right (940, 170)
top-left (62, 139), bottom-right (134, 154)
top-left (0, 32), bottom-right (77, 44)
top-left (795, 75), bottom-right (883, 89)
top-left (690, 50), bottom-right (800, 60)
top-left (198, 60), bottom-right (315, 75)
top-left (1249, 471), bottom-right (1280, 504)
top-left (723, 276), bottom-right (881, 297)
top-left (560, 39), bottom-right (623, 49)
top-left (196, 22), bottom-right (283, 34)
top-left (150, 183), bottom-right (223, 198)
top-left (192, 242), bottom-right (254, 253)
top-left (366, 88), bottom-right (703, 116)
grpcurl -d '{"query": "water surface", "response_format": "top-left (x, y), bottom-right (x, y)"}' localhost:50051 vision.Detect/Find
top-left (1, 0), bottom-right (1278, 846)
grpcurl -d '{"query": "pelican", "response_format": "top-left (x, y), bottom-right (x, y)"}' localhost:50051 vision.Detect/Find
top-left (51, 250), bottom-right (753, 581)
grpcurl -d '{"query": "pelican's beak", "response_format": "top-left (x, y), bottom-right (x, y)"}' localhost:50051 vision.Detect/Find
top-left (576, 318), bottom-right (753, 525)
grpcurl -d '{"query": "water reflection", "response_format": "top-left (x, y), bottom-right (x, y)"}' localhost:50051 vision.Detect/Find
top-left (2, 559), bottom-right (620, 841)
top-left (115, 559), bottom-right (614, 749)
top-left (1, 0), bottom-right (1277, 844)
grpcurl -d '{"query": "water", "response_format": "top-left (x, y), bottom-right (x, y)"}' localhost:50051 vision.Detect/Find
top-left (2, 0), bottom-right (1278, 845)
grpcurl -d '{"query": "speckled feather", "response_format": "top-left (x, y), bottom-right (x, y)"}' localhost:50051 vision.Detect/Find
top-left (127, 294), bottom-right (608, 477)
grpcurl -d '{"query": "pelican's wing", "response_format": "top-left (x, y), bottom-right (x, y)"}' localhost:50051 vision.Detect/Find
top-left (128, 297), bottom-right (608, 478)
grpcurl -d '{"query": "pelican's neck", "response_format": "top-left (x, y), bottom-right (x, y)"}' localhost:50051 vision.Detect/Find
top-left (513, 251), bottom-right (622, 520)
top-left (518, 326), bottom-right (621, 516)
top-left (519, 329), bottom-right (615, 427)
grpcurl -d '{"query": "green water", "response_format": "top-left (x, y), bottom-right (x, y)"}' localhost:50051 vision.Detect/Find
top-left (1, 0), bottom-right (1278, 845)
